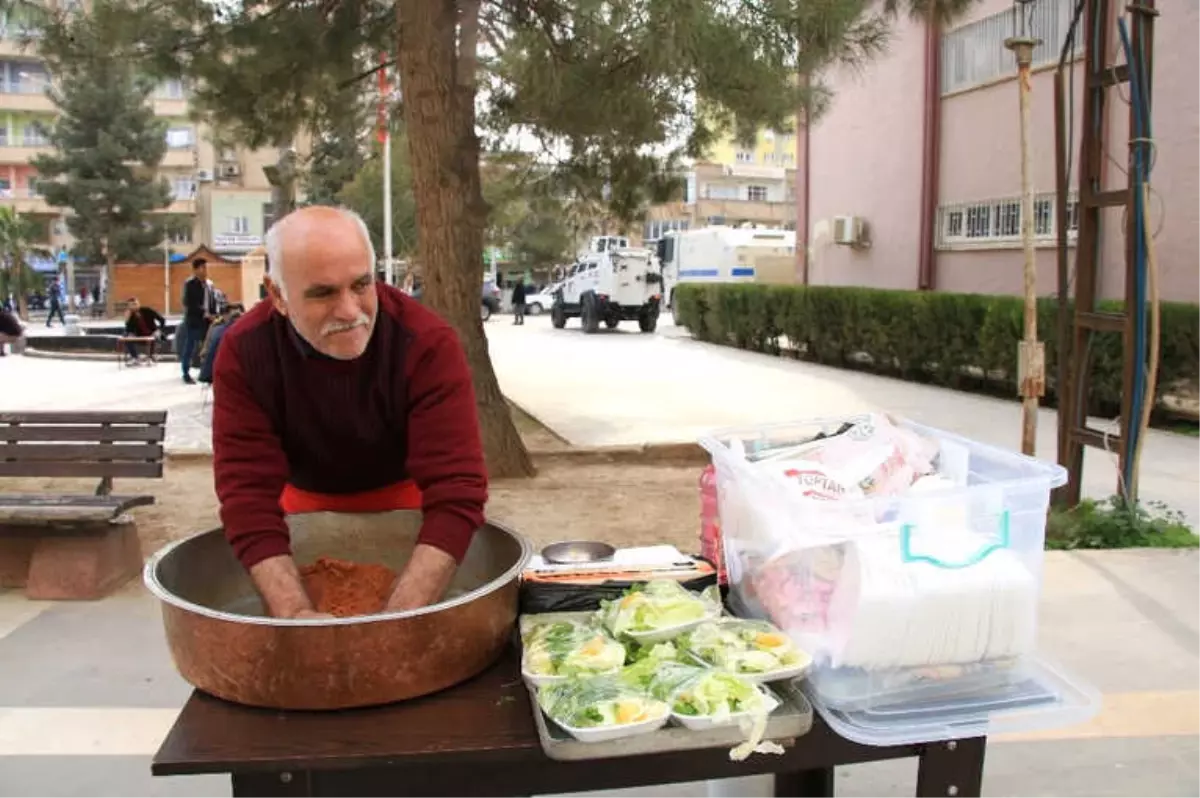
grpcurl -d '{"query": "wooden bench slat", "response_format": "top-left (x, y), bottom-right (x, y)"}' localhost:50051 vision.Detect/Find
top-left (0, 411), bottom-right (168, 425)
top-left (0, 494), bottom-right (151, 508)
top-left (0, 462), bottom-right (164, 479)
top-left (0, 443), bottom-right (164, 462)
top-left (0, 426), bottom-right (166, 443)
top-left (0, 494), bottom-right (156, 526)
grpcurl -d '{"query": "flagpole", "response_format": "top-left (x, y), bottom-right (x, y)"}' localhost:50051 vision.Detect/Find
top-left (383, 127), bottom-right (394, 286)
top-left (379, 54), bottom-right (394, 286)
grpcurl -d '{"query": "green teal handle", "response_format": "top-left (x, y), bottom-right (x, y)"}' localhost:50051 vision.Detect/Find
top-left (900, 510), bottom-right (1011, 569)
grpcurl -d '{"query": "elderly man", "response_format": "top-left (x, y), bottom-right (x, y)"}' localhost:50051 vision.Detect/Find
top-left (212, 206), bottom-right (487, 620)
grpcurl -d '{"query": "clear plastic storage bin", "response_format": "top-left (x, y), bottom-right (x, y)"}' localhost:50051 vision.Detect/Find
top-left (699, 415), bottom-right (1099, 741)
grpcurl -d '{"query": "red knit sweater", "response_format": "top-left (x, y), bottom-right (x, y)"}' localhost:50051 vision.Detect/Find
top-left (211, 284), bottom-right (488, 570)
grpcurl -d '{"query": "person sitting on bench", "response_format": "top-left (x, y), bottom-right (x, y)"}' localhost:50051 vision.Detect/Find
top-left (198, 303), bottom-right (245, 384)
top-left (0, 307), bottom-right (24, 356)
top-left (123, 298), bottom-right (167, 364)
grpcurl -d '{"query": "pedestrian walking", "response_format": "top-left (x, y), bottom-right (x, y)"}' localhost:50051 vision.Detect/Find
top-left (511, 278), bottom-right (527, 326)
top-left (45, 277), bottom-right (66, 326)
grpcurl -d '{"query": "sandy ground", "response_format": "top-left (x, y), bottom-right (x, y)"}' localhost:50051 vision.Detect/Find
top-left (1, 409), bottom-right (704, 560)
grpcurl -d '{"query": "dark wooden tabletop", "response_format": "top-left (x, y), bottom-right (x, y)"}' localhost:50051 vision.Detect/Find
top-left (152, 646), bottom-right (924, 781)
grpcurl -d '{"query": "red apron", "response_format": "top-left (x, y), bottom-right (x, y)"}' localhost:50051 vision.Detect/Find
top-left (280, 480), bottom-right (422, 514)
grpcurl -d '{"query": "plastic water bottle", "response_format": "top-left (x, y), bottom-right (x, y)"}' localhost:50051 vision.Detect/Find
top-left (699, 464), bottom-right (726, 585)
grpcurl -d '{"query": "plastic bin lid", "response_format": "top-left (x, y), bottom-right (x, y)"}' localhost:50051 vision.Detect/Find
top-left (804, 655), bottom-right (1100, 747)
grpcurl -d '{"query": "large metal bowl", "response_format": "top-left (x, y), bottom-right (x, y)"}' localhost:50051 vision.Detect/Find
top-left (144, 511), bottom-right (530, 710)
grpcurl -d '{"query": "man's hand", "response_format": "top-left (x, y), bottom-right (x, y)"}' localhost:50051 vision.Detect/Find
top-left (385, 544), bottom-right (458, 612)
top-left (248, 554), bottom-right (320, 619)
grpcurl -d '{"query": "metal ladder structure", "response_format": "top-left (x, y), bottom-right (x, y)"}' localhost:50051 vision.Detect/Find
top-left (1054, 0), bottom-right (1157, 506)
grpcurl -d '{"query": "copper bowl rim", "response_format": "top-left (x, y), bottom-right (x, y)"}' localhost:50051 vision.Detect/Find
top-left (142, 520), bottom-right (531, 628)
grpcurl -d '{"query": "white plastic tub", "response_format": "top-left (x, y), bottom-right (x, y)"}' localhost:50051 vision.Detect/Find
top-left (698, 415), bottom-right (1100, 735)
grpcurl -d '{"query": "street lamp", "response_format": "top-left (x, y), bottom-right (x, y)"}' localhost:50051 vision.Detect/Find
top-left (1005, 0), bottom-right (1044, 457)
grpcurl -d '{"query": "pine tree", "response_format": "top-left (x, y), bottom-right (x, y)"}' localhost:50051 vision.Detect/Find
top-left (75, 0), bottom-right (979, 476)
top-left (29, 0), bottom-right (173, 317)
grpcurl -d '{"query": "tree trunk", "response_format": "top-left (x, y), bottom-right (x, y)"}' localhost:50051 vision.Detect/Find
top-left (14, 255), bottom-right (29, 321)
top-left (395, 0), bottom-right (535, 479)
top-left (103, 246), bottom-right (116, 318)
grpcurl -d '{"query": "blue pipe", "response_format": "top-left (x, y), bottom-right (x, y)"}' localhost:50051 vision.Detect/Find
top-left (1116, 16), bottom-right (1152, 496)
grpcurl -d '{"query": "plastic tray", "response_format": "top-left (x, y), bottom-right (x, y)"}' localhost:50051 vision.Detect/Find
top-left (549, 706), bottom-right (671, 743)
top-left (805, 657), bottom-right (1024, 711)
top-left (804, 655), bottom-right (1100, 747)
top-left (530, 678), bottom-right (814, 761)
top-left (671, 686), bottom-right (782, 731)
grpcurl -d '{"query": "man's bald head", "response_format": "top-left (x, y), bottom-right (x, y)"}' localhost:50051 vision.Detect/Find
top-left (265, 206), bottom-right (375, 299)
top-left (263, 206), bottom-right (380, 360)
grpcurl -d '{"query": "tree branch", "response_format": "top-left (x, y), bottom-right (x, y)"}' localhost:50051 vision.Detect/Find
top-left (337, 58), bottom-right (398, 90)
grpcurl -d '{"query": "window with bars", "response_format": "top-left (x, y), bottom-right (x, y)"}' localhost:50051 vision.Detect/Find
top-left (937, 192), bottom-right (1079, 248)
top-left (940, 0), bottom-right (1081, 95)
top-left (746, 185), bottom-right (768, 202)
top-left (172, 178), bottom-right (197, 200)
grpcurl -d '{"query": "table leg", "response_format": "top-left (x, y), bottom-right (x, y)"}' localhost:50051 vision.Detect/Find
top-left (231, 770), bottom-right (313, 797)
top-left (774, 767), bottom-right (835, 797)
top-left (915, 737), bottom-right (986, 798)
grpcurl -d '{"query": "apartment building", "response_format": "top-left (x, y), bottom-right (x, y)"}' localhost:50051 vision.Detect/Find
top-left (796, 0), bottom-right (1198, 303)
top-left (0, 12), bottom-right (299, 271)
top-left (641, 159), bottom-right (797, 243)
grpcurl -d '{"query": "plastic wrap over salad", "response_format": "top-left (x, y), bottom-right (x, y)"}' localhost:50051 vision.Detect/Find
top-left (522, 620), bottom-right (627, 680)
top-left (595, 579), bottom-right (721, 640)
top-left (621, 660), bottom-right (784, 761)
top-left (681, 620), bottom-right (812, 678)
top-left (537, 674), bottom-right (669, 730)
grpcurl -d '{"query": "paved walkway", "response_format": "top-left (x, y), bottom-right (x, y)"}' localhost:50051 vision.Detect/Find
top-left (486, 317), bottom-right (1200, 528)
top-left (0, 353), bottom-right (212, 454)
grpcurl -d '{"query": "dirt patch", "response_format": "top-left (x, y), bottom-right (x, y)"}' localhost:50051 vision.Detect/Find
top-left (0, 458), bottom-right (703, 559)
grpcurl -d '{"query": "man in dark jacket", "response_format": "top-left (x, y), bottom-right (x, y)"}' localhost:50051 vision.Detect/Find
top-left (123, 298), bottom-right (166, 364)
top-left (511, 278), bottom-right (527, 326)
top-left (179, 258), bottom-right (215, 383)
top-left (0, 307), bottom-right (23, 356)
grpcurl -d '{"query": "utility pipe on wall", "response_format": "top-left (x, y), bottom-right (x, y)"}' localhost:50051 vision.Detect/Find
top-left (917, 14), bottom-right (942, 291)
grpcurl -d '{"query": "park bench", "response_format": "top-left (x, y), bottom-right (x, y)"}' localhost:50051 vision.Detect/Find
top-left (0, 410), bottom-right (167, 600)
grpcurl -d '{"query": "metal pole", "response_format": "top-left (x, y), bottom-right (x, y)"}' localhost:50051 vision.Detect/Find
top-left (1006, 34), bottom-right (1044, 457)
top-left (163, 235), bottom-right (170, 314)
top-left (383, 126), bottom-right (394, 286)
top-left (1052, 69), bottom-right (1072, 496)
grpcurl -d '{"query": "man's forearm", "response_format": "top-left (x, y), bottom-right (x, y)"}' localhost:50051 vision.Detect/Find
top-left (249, 554), bottom-right (315, 618)
top-left (386, 544), bottom-right (458, 612)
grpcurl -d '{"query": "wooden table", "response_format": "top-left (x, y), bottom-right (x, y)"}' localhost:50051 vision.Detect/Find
top-left (152, 648), bottom-right (987, 797)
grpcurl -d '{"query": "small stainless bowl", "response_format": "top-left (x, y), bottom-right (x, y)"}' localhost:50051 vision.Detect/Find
top-left (541, 540), bottom-right (617, 564)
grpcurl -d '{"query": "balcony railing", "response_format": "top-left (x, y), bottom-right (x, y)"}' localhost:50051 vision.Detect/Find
top-left (0, 136), bottom-right (51, 148)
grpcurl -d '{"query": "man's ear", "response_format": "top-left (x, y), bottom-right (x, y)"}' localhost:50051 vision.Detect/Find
top-left (264, 275), bottom-right (288, 317)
